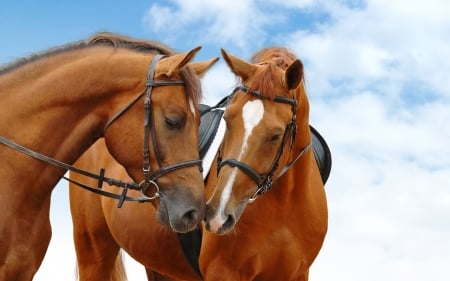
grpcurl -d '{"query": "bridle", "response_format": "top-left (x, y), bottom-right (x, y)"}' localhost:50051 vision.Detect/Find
top-left (102, 54), bottom-right (203, 204)
top-left (0, 54), bottom-right (202, 208)
top-left (216, 85), bottom-right (310, 202)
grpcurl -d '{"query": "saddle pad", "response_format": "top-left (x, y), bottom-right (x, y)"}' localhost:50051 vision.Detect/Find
top-left (198, 104), bottom-right (226, 179)
top-left (310, 125), bottom-right (332, 184)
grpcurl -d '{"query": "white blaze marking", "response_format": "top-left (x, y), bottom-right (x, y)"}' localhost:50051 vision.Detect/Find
top-left (209, 100), bottom-right (264, 231)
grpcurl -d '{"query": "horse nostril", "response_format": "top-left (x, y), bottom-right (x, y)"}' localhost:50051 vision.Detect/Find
top-left (180, 209), bottom-right (200, 226)
top-left (222, 214), bottom-right (235, 231)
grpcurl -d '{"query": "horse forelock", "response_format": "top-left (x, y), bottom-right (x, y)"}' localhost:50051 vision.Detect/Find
top-left (179, 66), bottom-right (202, 105)
top-left (249, 47), bottom-right (306, 103)
top-left (245, 63), bottom-right (277, 100)
top-left (246, 47), bottom-right (301, 100)
top-left (250, 47), bottom-right (297, 69)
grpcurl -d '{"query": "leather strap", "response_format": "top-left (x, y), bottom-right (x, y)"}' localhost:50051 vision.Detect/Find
top-left (0, 136), bottom-right (140, 190)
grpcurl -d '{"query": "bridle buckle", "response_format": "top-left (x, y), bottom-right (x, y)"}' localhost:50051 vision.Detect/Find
top-left (139, 180), bottom-right (161, 200)
top-left (249, 177), bottom-right (273, 203)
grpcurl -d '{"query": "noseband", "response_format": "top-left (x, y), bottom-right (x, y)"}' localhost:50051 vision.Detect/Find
top-left (216, 85), bottom-right (310, 202)
top-left (0, 54), bottom-right (202, 207)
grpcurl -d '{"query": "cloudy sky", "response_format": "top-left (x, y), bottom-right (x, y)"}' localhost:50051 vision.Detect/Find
top-left (1, 0), bottom-right (449, 280)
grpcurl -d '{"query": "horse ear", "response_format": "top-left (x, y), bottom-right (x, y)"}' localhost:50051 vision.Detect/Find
top-left (283, 59), bottom-right (303, 90)
top-left (186, 57), bottom-right (219, 78)
top-left (158, 46), bottom-right (202, 77)
top-left (221, 48), bottom-right (257, 81)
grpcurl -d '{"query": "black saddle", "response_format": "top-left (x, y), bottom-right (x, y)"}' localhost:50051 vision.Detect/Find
top-left (310, 125), bottom-right (332, 184)
top-left (198, 94), bottom-right (230, 160)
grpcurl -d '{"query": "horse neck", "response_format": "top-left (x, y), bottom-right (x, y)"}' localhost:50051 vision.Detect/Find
top-left (0, 48), bottom-right (150, 174)
top-left (293, 84), bottom-right (311, 149)
top-left (271, 86), bottom-right (312, 199)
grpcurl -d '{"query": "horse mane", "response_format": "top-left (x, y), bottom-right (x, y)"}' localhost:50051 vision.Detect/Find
top-left (0, 32), bottom-right (202, 103)
top-left (87, 32), bottom-right (174, 55)
top-left (86, 32), bottom-right (202, 104)
top-left (245, 47), bottom-right (300, 100)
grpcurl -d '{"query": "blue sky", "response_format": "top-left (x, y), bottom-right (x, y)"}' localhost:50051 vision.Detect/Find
top-left (1, 1), bottom-right (153, 61)
top-left (2, 1), bottom-right (450, 280)
top-left (0, 0), bottom-right (338, 63)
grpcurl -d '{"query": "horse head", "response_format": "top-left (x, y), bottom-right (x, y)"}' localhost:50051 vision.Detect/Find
top-left (104, 46), bottom-right (217, 232)
top-left (204, 48), bottom-right (310, 234)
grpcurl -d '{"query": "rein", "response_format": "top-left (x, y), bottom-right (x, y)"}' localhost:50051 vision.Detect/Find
top-left (0, 136), bottom-right (145, 203)
top-left (0, 54), bottom-right (202, 208)
top-left (216, 85), bottom-right (311, 202)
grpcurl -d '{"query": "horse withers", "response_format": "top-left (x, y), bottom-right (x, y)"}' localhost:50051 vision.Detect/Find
top-left (0, 32), bottom-right (216, 280)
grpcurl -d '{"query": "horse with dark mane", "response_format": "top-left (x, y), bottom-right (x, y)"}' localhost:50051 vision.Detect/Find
top-left (0, 32), bottom-right (217, 280)
top-left (67, 46), bottom-right (329, 281)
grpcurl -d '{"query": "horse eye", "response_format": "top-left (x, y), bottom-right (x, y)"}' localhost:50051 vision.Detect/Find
top-left (269, 134), bottom-right (282, 142)
top-left (165, 117), bottom-right (183, 129)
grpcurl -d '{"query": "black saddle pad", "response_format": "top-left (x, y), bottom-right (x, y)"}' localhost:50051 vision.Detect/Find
top-left (310, 125), bottom-right (332, 184)
top-left (198, 104), bottom-right (224, 159)
top-left (198, 94), bottom-right (230, 159)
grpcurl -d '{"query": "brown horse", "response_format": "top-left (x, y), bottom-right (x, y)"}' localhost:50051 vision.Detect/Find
top-left (200, 48), bottom-right (328, 280)
top-left (69, 61), bottom-right (218, 280)
top-left (0, 32), bottom-right (217, 280)
top-left (68, 47), bottom-right (329, 281)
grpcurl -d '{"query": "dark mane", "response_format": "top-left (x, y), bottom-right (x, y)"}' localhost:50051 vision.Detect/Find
top-left (0, 32), bottom-right (202, 103)
top-left (87, 32), bottom-right (174, 55)
top-left (0, 41), bottom-right (81, 76)
top-left (246, 47), bottom-right (298, 100)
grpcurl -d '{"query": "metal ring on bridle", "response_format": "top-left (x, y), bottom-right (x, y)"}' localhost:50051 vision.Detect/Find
top-left (139, 180), bottom-right (161, 200)
top-left (248, 193), bottom-right (259, 203)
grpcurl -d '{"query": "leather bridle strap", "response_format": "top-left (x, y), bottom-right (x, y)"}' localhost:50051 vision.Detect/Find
top-left (0, 135), bottom-right (158, 207)
top-left (141, 55), bottom-right (203, 188)
top-left (0, 135), bottom-right (141, 192)
top-left (216, 85), bottom-right (310, 202)
top-left (275, 142), bottom-right (310, 180)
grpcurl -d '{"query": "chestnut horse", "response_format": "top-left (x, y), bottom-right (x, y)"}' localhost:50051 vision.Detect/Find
top-left (200, 48), bottom-right (328, 280)
top-left (0, 32), bottom-right (216, 280)
top-left (68, 47), bottom-right (329, 281)
top-left (69, 60), bottom-right (218, 280)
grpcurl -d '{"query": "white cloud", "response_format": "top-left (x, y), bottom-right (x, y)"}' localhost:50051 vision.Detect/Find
top-left (200, 62), bottom-right (237, 104)
top-left (143, 0), bottom-right (295, 53)
top-left (286, 0), bottom-right (450, 98)
top-left (35, 0), bottom-right (450, 280)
